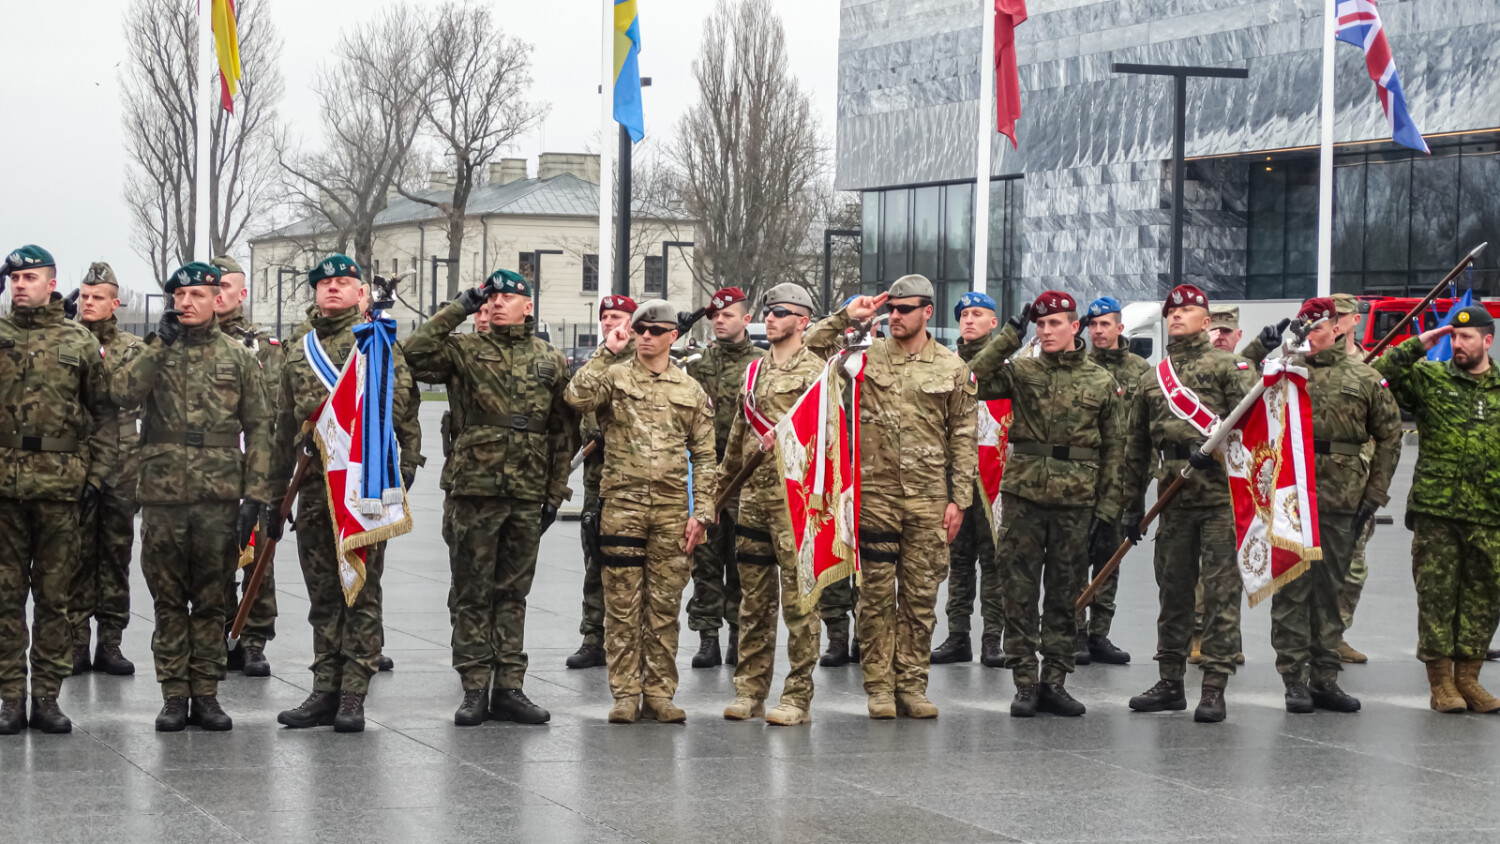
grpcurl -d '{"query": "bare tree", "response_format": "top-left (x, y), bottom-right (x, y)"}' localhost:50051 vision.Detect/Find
top-left (671, 0), bottom-right (826, 308)
top-left (122, 0), bottom-right (283, 285)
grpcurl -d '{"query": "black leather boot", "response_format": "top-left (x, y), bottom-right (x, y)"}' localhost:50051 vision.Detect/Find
top-left (490, 688), bottom-right (551, 724)
top-left (242, 646), bottom-right (270, 678)
top-left (189, 695), bottom-right (233, 731)
top-left (931, 632), bottom-right (973, 664)
top-left (565, 642), bottom-right (607, 669)
top-left (0, 698), bottom-right (27, 734)
top-left (378, 655), bottom-right (394, 672)
top-left (819, 635), bottom-right (850, 668)
top-left (1195, 686), bottom-right (1227, 723)
top-left (226, 645), bottom-right (245, 672)
top-left (278, 691), bottom-right (339, 728)
top-left (1009, 683), bottom-right (1038, 718)
top-left (70, 642), bottom-right (91, 676)
top-left (1129, 679), bottom-right (1187, 712)
top-left (1073, 632), bottom-right (1092, 666)
top-left (155, 697), bottom-right (188, 732)
top-left (691, 633), bottom-right (722, 668)
top-left (1284, 682), bottom-right (1314, 714)
top-left (725, 626), bottom-right (739, 666)
top-left (1310, 681), bottom-right (1361, 713)
top-left (28, 696), bottom-right (72, 733)
top-left (455, 689), bottom-right (488, 726)
top-left (93, 642), bottom-right (135, 676)
top-left (980, 633), bottom-right (1005, 668)
top-left (333, 691), bottom-right (366, 733)
top-left (1087, 634), bottom-right (1131, 665)
top-left (1038, 683), bottom-right (1086, 716)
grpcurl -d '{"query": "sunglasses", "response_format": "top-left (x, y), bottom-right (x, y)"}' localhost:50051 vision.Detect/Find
top-left (762, 306), bottom-right (805, 319)
top-left (885, 303), bottom-right (928, 315)
top-left (633, 324), bottom-right (674, 337)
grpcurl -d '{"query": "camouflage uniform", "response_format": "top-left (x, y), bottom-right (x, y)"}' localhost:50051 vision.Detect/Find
top-left (718, 345), bottom-right (827, 707)
top-left (272, 306), bottom-right (423, 695)
top-left (564, 350), bottom-right (716, 702)
top-left (0, 294), bottom-right (117, 700)
top-left (1269, 345), bottom-right (1401, 686)
top-left (402, 305), bottom-right (574, 692)
top-left (945, 334), bottom-right (1004, 640)
top-left (1124, 330), bottom-right (1255, 689)
top-left (70, 316), bottom-right (143, 654)
top-left (216, 306), bottom-right (282, 651)
top-left (1339, 338), bottom-right (1379, 632)
top-left (685, 337), bottom-right (764, 634)
top-left (576, 341), bottom-right (632, 648)
top-left (819, 577), bottom-right (858, 640)
top-left (970, 323), bottom-right (1124, 685)
top-left (1376, 336), bottom-right (1500, 662)
top-left (112, 316), bottom-right (272, 697)
top-left (806, 310), bottom-right (977, 697)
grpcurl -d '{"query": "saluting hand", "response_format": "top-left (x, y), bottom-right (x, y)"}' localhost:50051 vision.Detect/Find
top-left (845, 292), bottom-right (889, 322)
top-left (604, 325), bottom-right (630, 354)
top-left (943, 502), bottom-right (962, 545)
top-left (1418, 324), bottom-right (1453, 351)
top-left (684, 515), bottom-right (708, 555)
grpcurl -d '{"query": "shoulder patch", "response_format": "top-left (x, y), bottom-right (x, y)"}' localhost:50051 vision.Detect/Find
top-left (1236, 361), bottom-right (1250, 370)
top-left (1379, 378), bottom-right (1388, 388)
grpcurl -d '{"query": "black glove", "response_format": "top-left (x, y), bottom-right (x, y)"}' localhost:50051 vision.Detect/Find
top-left (157, 308), bottom-right (183, 346)
top-left (540, 503), bottom-right (558, 535)
top-left (266, 503), bottom-right (286, 541)
top-left (1123, 510), bottom-right (1145, 544)
top-left (1087, 518), bottom-right (1109, 553)
top-left (1353, 501), bottom-right (1378, 536)
top-left (78, 483), bottom-right (101, 525)
top-left (1006, 304), bottom-right (1034, 338)
top-left (580, 507), bottom-right (601, 558)
top-left (1259, 318), bottom-right (1291, 350)
top-left (456, 277), bottom-right (500, 315)
top-left (1187, 443), bottom-right (1218, 471)
top-left (401, 467), bottom-right (416, 492)
top-left (63, 289), bottom-right (80, 320)
top-left (236, 499), bottom-right (265, 549)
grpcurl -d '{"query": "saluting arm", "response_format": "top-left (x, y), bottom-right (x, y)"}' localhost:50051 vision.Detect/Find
top-left (969, 323), bottom-right (1025, 401)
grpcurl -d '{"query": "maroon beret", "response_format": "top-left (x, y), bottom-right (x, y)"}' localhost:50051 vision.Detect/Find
top-left (706, 287), bottom-right (747, 315)
top-left (1163, 284), bottom-right (1209, 316)
top-left (599, 295), bottom-right (638, 315)
top-left (1298, 296), bottom-right (1336, 326)
top-left (1031, 290), bottom-right (1077, 320)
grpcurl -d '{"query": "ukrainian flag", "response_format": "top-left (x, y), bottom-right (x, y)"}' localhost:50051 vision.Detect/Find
top-left (613, 0), bottom-right (644, 142)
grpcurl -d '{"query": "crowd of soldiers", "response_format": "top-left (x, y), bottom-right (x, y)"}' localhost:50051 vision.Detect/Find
top-left (3, 238), bottom-right (1499, 735)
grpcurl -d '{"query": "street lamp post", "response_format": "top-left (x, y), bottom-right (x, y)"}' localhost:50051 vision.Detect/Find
top-left (430, 256), bottom-right (457, 316)
top-left (143, 293), bottom-right (164, 336)
top-left (822, 229), bottom-right (861, 314)
top-left (613, 77), bottom-right (651, 296)
top-left (531, 249), bottom-right (564, 339)
top-left (275, 267), bottom-right (299, 340)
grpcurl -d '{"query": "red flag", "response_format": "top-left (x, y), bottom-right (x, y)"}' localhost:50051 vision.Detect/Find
top-left (994, 0), bottom-right (1028, 148)
top-left (975, 398), bottom-right (1012, 544)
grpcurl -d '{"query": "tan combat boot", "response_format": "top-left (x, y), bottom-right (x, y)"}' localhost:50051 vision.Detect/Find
top-left (765, 701), bottom-right (810, 726)
top-left (641, 696), bottom-right (686, 723)
top-left (867, 692), bottom-right (896, 720)
top-left (1426, 660), bottom-right (1466, 713)
top-left (1453, 661), bottom-right (1500, 713)
top-left (1338, 639), bottom-right (1368, 664)
top-left (895, 692), bottom-right (939, 719)
top-left (722, 696), bottom-right (765, 721)
top-left (608, 696), bottom-right (640, 724)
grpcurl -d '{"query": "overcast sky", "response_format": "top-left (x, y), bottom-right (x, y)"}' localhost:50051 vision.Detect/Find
top-left (0, 0), bottom-right (838, 295)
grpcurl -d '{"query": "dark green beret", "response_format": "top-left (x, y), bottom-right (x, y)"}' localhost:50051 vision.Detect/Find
top-left (164, 262), bottom-right (221, 294)
top-left (1450, 306), bottom-right (1494, 331)
top-left (4, 244), bottom-right (55, 274)
top-left (488, 268), bottom-right (531, 298)
top-left (308, 253), bottom-right (362, 287)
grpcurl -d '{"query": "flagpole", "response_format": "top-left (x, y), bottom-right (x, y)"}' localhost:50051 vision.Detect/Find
top-left (1316, 0), bottom-right (1335, 297)
top-left (970, 0), bottom-right (995, 297)
top-left (196, 3), bottom-right (215, 260)
top-left (598, 0), bottom-right (615, 309)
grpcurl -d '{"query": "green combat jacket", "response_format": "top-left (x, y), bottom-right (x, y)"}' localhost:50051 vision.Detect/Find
top-left (686, 336), bottom-right (764, 462)
top-left (1376, 336), bottom-right (1500, 526)
top-left (1302, 345), bottom-right (1402, 515)
top-left (0, 294), bottom-right (117, 500)
top-left (969, 323), bottom-right (1125, 521)
top-left (111, 316), bottom-right (273, 506)
top-left (402, 304), bottom-right (575, 506)
top-left (85, 316), bottom-right (145, 498)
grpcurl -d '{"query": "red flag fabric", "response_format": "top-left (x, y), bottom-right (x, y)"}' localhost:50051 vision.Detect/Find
top-left (994, 0), bottom-right (1028, 148)
top-left (975, 398), bottom-right (1012, 544)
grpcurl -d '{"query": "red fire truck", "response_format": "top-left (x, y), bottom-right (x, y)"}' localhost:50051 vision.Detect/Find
top-left (1355, 296), bottom-right (1500, 357)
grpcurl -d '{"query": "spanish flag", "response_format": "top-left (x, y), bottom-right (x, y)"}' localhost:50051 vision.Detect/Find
top-left (211, 0), bottom-right (243, 113)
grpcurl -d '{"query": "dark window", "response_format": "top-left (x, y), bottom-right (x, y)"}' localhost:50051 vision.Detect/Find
top-left (644, 255), bottom-right (665, 295)
top-left (583, 254), bottom-right (599, 292)
top-left (861, 193), bottom-right (880, 283)
top-left (518, 252), bottom-right (536, 283)
top-left (880, 189), bottom-right (910, 281)
top-left (912, 186), bottom-right (940, 279)
top-left (943, 183), bottom-right (972, 281)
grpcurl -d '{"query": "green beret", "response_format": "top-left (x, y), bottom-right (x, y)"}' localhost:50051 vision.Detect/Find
top-left (4, 244), bottom-right (55, 275)
top-left (82, 262), bottom-right (118, 287)
top-left (308, 253), bottom-right (362, 287)
top-left (888, 274), bottom-right (934, 301)
top-left (487, 268), bottom-right (531, 298)
top-left (1451, 306), bottom-right (1494, 331)
top-left (632, 298), bottom-right (678, 326)
top-left (211, 255), bottom-right (245, 276)
top-left (164, 262), bottom-right (221, 294)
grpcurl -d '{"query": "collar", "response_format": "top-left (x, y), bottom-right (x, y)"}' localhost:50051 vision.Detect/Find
top-left (1166, 330), bottom-right (1211, 361)
top-left (311, 306), bottom-right (362, 338)
top-left (489, 317), bottom-right (534, 345)
top-left (716, 335), bottom-right (757, 357)
top-left (1090, 336), bottom-right (1129, 364)
top-left (631, 355), bottom-right (684, 382)
top-left (882, 332), bottom-right (938, 363)
top-left (9, 293), bottom-right (67, 329)
top-left (770, 343), bottom-right (818, 370)
top-left (1041, 336), bottom-right (1088, 367)
top-left (181, 315), bottom-right (221, 346)
top-left (1306, 346), bottom-right (1343, 367)
top-left (1448, 359), bottom-right (1500, 386)
top-left (84, 315), bottom-right (119, 343)
top-left (956, 333), bottom-right (992, 362)
top-left (217, 306), bottom-right (249, 334)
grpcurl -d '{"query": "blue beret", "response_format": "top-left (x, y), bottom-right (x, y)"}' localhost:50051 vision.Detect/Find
top-left (1086, 296), bottom-right (1122, 318)
top-left (954, 291), bottom-right (997, 321)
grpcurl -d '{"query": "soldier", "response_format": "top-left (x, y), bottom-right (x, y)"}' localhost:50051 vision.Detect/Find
top-left (685, 286), bottom-right (764, 668)
top-left (112, 262), bottom-right (272, 731)
top-left (1374, 305), bottom-right (1500, 713)
top-left (1075, 296), bottom-right (1150, 666)
top-left (806, 275), bottom-right (976, 719)
top-left (1268, 297), bottom-right (1401, 714)
top-left (272, 255), bottom-right (422, 733)
top-left (564, 299), bottom-right (715, 723)
top-left (68, 262), bottom-right (143, 677)
top-left (0, 246), bottom-right (117, 734)
top-left (210, 255), bottom-right (282, 677)
top-left (565, 294), bottom-right (636, 670)
top-left (718, 283), bottom-right (827, 725)
top-left (402, 269), bottom-right (573, 727)
top-left (967, 290), bottom-right (1123, 717)
top-left (818, 577), bottom-right (859, 667)
top-left (931, 291), bottom-right (1005, 668)
top-left (1207, 305), bottom-right (1242, 354)
top-left (1123, 284), bottom-right (1255, 723)
top-left (1330, 292), bottom-right (1376, 664)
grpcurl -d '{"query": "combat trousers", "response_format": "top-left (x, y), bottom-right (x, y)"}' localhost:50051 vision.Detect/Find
top-left (443, 495), bottom-right (542, 691)
top-left (141, 503), bottom-right (234, 698)
top-left (996, 495), bottom-right (1090, 685)
top-left (732, 497), bottom-right (821, 707)
top-left (70, 485), bottom-right (136, 648)
top-left (223, 530), bottom-right (277, 651)
top-left (1153, 505), bottom-right (1242, 688)
top-left (599, 499), bottom-right (692, 700)
top-left (1271, 515), bottom-right (1355, 686)
top-left (295, 481), bottom-right (386, 694)
top-left (0, 499), bottom-right (76, 699)
top-left (1080, 519), bottom-right (1125, 637)
top-left (687, 510), bottom-right (740, 633)
top-left (856, 495), bottom-right (948, 696)
top-left (819, 577), bottom-right (858, 640)
top-left (1339, 517), bottom-right (1375, 632)
top-left (946, 499), bottom-right (1004, 638)
top-left (1410, 514), bottom-right (1500, 663)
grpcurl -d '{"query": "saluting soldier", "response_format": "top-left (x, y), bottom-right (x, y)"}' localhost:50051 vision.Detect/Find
top-left (402, 269), bottom-right (574, 727)
top-left (685, 286), bottom-right (764, 668)
top-left (564, 299), bottom-right (716, 724)
top-left (1329, 292), bottom-right (1377, 663)
top-left (806, 275), bottom-right (977, 720)
top-left (69, 262), bottom-right (143, 677)
top-left (112, 262), bottom-right (273, 731)
top-left (1268, 297), bottom-right (1401, 714)
top-left (0, 246), bottom-right (118, 735)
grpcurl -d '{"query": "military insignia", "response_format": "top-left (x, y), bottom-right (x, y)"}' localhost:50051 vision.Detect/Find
top-left (1172, 290), bottom-right (1183, 304)
top-left (6, 252), bottom-right (18, 265)
top-left (1062, 298), bottom-right (1071, 309)
top-left (322, 260), bottom-right (335, 276)
top-left (1459, 311), bottom-right (1471, 324)
top-left (1236, 361), bottom-right (1250, 370)
top-left (1378, 378), bottom-right (1388, 388)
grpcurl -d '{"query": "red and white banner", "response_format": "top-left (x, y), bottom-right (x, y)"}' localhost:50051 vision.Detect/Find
top-left (1219, 359), bottom-right (1320, 607)
top-left (975, 398), bottom-right (1012, 544)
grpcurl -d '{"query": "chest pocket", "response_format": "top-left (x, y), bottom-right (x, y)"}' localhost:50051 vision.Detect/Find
top-left (531, 357), bottom-right (558, 387)
top-left (215, 363), bottom-right (238, 383)
top-left (57, 350), bottom-right (81, 369)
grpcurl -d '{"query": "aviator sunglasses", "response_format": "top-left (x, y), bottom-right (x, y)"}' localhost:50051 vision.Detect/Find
top-left (885, 302), bottom-right (929, 315)
top-left (633, 324), bottom-right (674, 336)
top-left (763, 306), bottom-right (805, 319)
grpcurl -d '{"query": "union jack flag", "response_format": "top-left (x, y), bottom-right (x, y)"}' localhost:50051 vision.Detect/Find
top-left (1334, 0), bottom-right (1429, 153)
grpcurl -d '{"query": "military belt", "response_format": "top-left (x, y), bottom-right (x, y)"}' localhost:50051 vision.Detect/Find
top-left (145, 429), bottom-right (242, 448)
top-left (1312, 439), bottom-right (1364, 457)
top-left (0, 433), bottom-right (79, 453)
top-left (1011, 442), bottom-right (1098, 461)
top-left (467, 413), bottom-right (547, 434)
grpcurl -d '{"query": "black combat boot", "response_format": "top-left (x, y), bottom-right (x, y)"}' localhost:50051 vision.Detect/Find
top-left (70, 642), bottom-right (91, 676)
top-left (725, 626), bottom-right (739, 666)
top-left (1073, 632), bottom-right (1092, 666)
top-left (1195, 685), bottom-right (1227, 723)
top-left (226, 645), bottom-right (245, 672)
top-left (278, 691), bottom-right (339, 728)
top-left (565, 642), bottom-right (607, 669)
top-left (1087, 634), bottom-right (1131, 665)
top-left (93, 642), bottom-right (135, 676)
top-left (1284, 682), bottom-right (1314, 714)
top-left (378, 655), bottom-right (394, 672)
top-left (155, 697), bottom-right (188, 732)
top-left (1129, 679), bottom-right (1187, 712)
top-left (1310, 681), bottom-right (1361, 713)
top-left (333, 691), bottom-right (366, 733)
top-left (28, 696), bottom-right (72, 733)
top-left (490, 688), bottom-right (551, 724)
top-left (1009, 684), bottom-right (1038, 718)
top-left (980, 633), bottom-right (1005, 668)
top-left (819, 635), bottom-right (850, 668)
top-left (930, 632), bottom-right (973, 664)
top-left (0, 698), bottom-right (27, 734)
top-left (455, 689), bottom-right (488, 726)
top-left (1038, 683), bottom-right (1086, 717)
top-left (850, 637), bottom-right (861, 662)
top-left (242, 646), bottom-right (270, 678)
top-left (691, 633), bottom-right (722, 668)
top-left (189, 695), bottom-right (233, 731)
